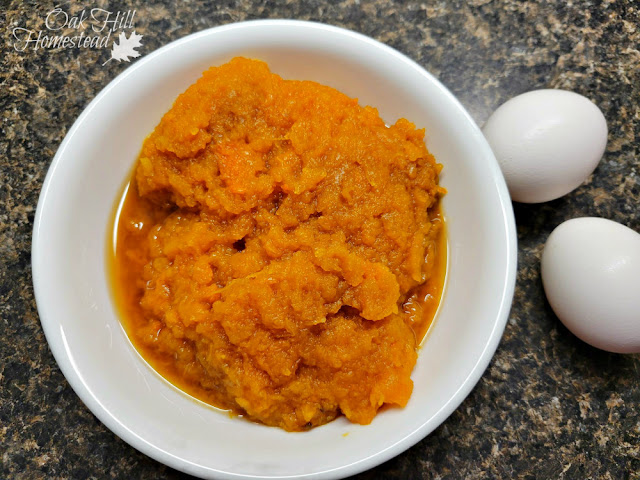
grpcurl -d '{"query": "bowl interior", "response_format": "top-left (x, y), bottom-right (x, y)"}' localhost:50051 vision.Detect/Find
top-left (33, 21), bottom-right (516, 480)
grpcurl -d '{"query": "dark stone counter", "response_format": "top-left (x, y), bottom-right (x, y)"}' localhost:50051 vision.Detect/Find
top-left (1, 1), bottom-right (638, 478)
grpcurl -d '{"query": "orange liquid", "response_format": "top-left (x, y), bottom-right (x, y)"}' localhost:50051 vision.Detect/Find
top-left (108, 180), bottom-right (447, 410)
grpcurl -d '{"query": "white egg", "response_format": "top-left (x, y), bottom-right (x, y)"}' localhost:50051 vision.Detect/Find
top-left (483, 89), bottom-right (608, 203)
top-left (541, 217), bottom-right (640, 353)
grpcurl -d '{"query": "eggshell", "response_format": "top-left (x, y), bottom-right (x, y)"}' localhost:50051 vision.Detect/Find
top-left (483, 89), bottom-right (608, 203)
top-left (541, 217), bottom-right (640, 353)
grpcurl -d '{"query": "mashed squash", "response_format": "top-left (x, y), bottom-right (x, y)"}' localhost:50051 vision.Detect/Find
top-left (111, 57), bottom-right (446, 431)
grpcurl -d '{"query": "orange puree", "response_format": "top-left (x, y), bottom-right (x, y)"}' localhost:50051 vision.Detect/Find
top-left (110, 57), bottom-right (446, 431)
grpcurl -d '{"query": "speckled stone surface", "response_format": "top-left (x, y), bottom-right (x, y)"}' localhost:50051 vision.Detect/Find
top-left (1, 1), bottom-right (639, 478)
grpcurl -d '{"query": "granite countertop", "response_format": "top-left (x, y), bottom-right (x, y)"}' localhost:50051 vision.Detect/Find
top-left (1, 1), bottom-right (639, 478)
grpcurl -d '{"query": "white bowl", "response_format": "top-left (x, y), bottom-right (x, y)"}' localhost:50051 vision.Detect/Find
top-left (33, 20), bottom-right (516, 480)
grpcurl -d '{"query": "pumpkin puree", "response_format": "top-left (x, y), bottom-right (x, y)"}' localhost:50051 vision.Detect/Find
top-left (111, 57), bottom-right (446, 431)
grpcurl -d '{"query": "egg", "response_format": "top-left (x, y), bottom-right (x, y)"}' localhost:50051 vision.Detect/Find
top-left (541, 217), bottom-right (640, 353)
top-left (483, 89), bottom-right (608, 203)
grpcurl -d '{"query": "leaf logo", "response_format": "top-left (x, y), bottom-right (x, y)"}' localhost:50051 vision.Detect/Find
top-left (102, 31), bottom-right (143, 66)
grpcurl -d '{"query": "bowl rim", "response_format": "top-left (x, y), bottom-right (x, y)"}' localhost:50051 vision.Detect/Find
top-left (32, 19), bottom-right (517, 479)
